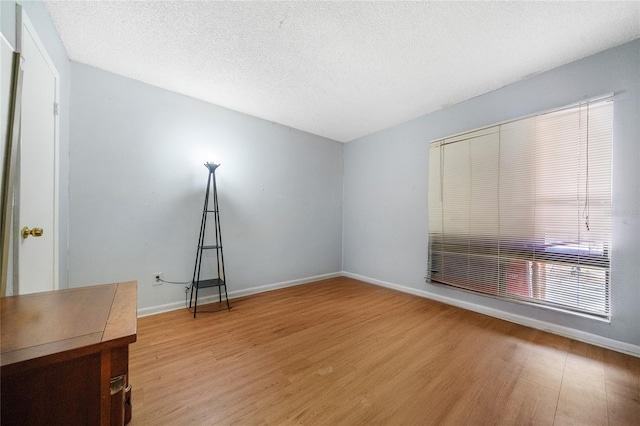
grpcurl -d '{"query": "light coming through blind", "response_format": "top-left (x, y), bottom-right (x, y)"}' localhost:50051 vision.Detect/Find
top-left (427, 97), bottom-right (613, 319)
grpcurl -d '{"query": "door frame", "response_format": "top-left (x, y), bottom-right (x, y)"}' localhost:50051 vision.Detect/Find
top-left (0, 37), bottom-right (20, 296)
top-left (13, 4), bottom-right (60, 293)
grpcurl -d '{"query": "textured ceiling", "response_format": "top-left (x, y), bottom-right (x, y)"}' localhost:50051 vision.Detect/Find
top-left (45, 1), bottom-right (640, 143)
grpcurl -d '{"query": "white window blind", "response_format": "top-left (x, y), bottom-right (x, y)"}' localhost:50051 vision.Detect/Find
top-left (428, 97), bottom-right (613, 319)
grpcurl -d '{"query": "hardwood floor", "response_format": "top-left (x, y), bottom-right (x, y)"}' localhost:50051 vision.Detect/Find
top-left (129, 277), bottom-right (640, 425)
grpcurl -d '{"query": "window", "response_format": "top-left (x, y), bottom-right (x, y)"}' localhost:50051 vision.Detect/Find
top-left (427, 96), bottom-right (613, 319)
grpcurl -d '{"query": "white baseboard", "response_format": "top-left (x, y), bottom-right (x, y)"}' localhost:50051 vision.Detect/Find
top-left (342, 271), bottom-right (640, 358)
top-left (137, 271), bottom-right (342, 317)
top-left (137, 298), bottom-right (191, 318)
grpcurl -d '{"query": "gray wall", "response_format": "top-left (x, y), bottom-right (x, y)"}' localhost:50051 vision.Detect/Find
top-left (343, 39), bottom-right (640, 348)
top-left (69, 63), bottom-right (343, 312)
top-left (1, 0), bottom-right (70, 289)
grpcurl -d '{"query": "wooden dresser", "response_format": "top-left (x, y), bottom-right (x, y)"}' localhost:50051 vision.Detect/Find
top-left (1, 281), bottom-right (137, 425)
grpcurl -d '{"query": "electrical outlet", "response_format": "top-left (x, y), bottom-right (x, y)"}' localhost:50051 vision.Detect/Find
top-left (152, 272), bottom-right (163, 286)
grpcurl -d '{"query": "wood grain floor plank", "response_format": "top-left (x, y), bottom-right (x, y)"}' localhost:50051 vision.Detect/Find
top-left (604, 349), bottom-right (640, 426)
top-left (128, 277), bottom-right (640, 425)
top-left (555, 341), bottom-right (608, 426)
top-left (496, 376), bottom-right (558, 426)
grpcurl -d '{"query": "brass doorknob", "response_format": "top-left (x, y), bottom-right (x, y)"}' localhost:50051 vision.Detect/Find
top-left (22, 227), bottom-right (43, 239)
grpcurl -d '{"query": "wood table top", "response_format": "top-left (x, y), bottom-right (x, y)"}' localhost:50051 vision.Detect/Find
top-left (1, 281), bottom-right (137, 375)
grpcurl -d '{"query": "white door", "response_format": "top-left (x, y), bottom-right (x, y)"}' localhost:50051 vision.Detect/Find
top-left (14, 7), bottom-right (59, 294)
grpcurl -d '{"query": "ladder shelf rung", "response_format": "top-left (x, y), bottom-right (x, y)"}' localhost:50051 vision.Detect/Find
top-left (195, 278), bottom-right (225, 288)
top-left (200, 245), bottom-right (222, 249)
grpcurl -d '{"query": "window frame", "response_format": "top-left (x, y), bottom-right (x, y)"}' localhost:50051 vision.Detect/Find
top-left (427, 94), bottom-right (613, 321)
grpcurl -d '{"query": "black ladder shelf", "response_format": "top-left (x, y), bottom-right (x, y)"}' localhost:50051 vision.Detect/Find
top-left (189, 162), bottom-right (231, 317)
